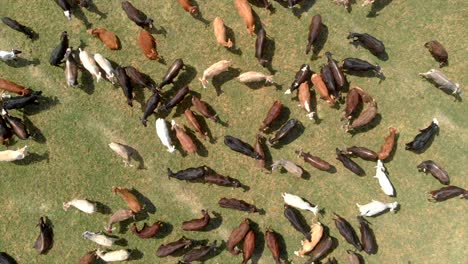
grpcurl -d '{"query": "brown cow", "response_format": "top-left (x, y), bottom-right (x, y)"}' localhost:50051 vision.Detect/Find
top-left (171, 119), bottom-right (197, 154)
top-left (311, 74), bottom-right (335, 106)
top-left (87, 28), bottom-right (120, 50)
top-left (138, 30), bottom-right (159, 60)
top-left (234, 0), bottom-right (255, 36)
top-left (112, 186), bottom-right (143, 213)
top-left (177, 0), bottom-right (198, 14)
top-left (378, 127), bottom-right (397, 161)
top-left (0, 79), bottom-right (32, 95)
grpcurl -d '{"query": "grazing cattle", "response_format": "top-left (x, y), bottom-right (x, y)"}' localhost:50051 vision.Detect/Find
top-left (342, 57), bottom-right (383, 76)
top-left (305, 234), bottom-right (334, 264)
top-left (199, 60), bottom-right (232, 88)
top-left (0, 146), bottom-right (28, 162)
top-left (296, 149), bottom-right (332, 171)
top-left (428, 186), bottom-right (467, 202)
top-left (378, 127), bottom-right (397, 161)
top-left (282, 193), bottom-right (319, 215)
top-left (266, 229), bottom-right (282, 264)
top-left (334, 0), bottom-right (351, 10)
top-left (2, 110), bottom-right (29, 140)
top-left (227, 219), bottom-right (250, 255)
top-left (419, 69), bottom-right (461, 97)
top-left (375, 160), bottom-right (395, 196)
top-left (182, 241), bottom-right (218, 263)
top-left (125, 66), bottom-right (156, 92)
top-left (49, 31), bottom-right (69, 66)
top-left (346, 250), bottom-right (361, 264)
top-left (333, 213), bottom-right (362, 251)
top-left (116, 67), bottom-right (133, 106)
top-left (306, 15), bottom-right (322, 55)
top-left (356, 200), bottom-right (399, 216)
top-left (182, 210), bottom-right (211, 231)
top-left (357, 216), bottom-right (377, 255)
top-left (138, 30), bottom-right (159, 60)
top-left (184, 109), bottom-right (207, 140)
top-left (78, 49), bottom-right (103, 82)
top-left (267, 119), bottom-right (299, 146)
top-left (325, 52), bottom-right (346, 88)
top-left (167, 166), bottom-right (206, 181)
top-left (259, 100), bottom-right (283, 132)
top-left (253, 134), bottom-right (266, 169)
top-left (171, 120), bottom-right (197, 154)
top-left (0, 116), bottom-right (13, 145)
top-left (78, 251), bottom-right (98, 264)
top-left (63, 199), bottom-right (96, 214)
top-left (87, 28), bottom-right (120, 50)
top-left (272, 159), bottom-right (303, 177)
top-left (311, 73), bottom-right (336, 105)
top-left (294, 222), bottom-right (323, 257)
top-left (237, 71), bottom-right (274, 84)
top-left (83, 231), bottom-right (118, 247)
top-left (0, 79), bottom-right (31, 96)
top-left (157, 59), bottom-right (184, 89)
top-left (96, 249), bottom-right (130, 262)
top-left (192, 96), bottom-right (217, 122)
top-left (346, 100), bottom-right (378, 131)
top-left (346, 146), bottom-right (378, 161)
top-left (204, 171), bottom-right (243, 188)
top-left (131, 222), bottom-right (162, 238)
top-left (405, 118), bottom-right (439, 153)
top-left (285, 64), bottom-right (312, 94)
top-left (121, 1), bottom-right (153, 28)
top-left (242, 230), bottom-right (255, 264)
top-left (417, 160), bottom-right (450, 185)
top-left (2, 91), bottom-right (41, 110)
top-left (94, 54), bottom-right (116, 83)
top-left (213, 17), bottom-right (233, 48)
top-left (156, 237), bottom-right (193, 257)
top-left (55, 0), bottom-right (72, 20)
top-left (33, 216), bottom-right (53, 254)
top-left (177, 0), bottom-right (198, 14)
top-left (140, 92), bottom-right (161, 127)
top-left (348, 32), bottom-right (385, 56)
top-left (112, 186), bottom-right (143, 213)
top-left (342, 88), bottom-right (361, 120)
top-left (321, 64), bottom-right (338, 98)
top-left (156, 118), bottom-right (176, 153)
top-left (105, 209), bottom-right (134, 233)
top-left (424, 40), bottom-right (448, 67)
top-left (336, 148), bottom-right (365, 176)
top-left (234, 0), bottom-right (255, 35)
top-left (298, 82), bottom-right (315, 120)
top-left (256, 27), bottom-right (268, 66)
top-left (64, 48), bottom-right (79, 87)
top-left (0, 49), bottom-right (22, 61)
top-left (159, 85), bottom-right (189, 112)
top-left (224, 135), bottom-right (262, 159)
top-left (284, 205), bottom-right (311, 240)
top-left (1, 17), bottom-right (35, 39)
top-left (108, 142), bottom-right (134, 167)
top-left (218, 198), bottom-right (259, 213)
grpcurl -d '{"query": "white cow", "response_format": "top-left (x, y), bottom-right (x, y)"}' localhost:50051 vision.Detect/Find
top-left (78, 48), bottom-right (102, 82)
top-left (108, 142), bottom-right (133, 167)
top-left (0, 146), bottom-right (29, 162)
top-left (83, 231), bottom-right (118, 247)
top-left (94, 53), bottom-right (116, 83)
top-left (374, 160), bottom-right (395, 196)
top-left (199, 60), bottom-right (232, 88)
top-left (63, 199), bottom-right (96, 214)
top-left (96, 249), bottom-right (130, 262)
top-left (282, 193), bottom-right (319, 216)
top-left (356, 200), bottom-right (399, 217)
top-left (0, 49), bottom-right (21, 61)
top-left (155, 118), bottom-right (175, 153)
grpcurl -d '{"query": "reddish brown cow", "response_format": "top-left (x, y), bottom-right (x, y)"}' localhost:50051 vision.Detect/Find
top-left (234, 0), bottom-right (255, 36)
top-left (87, 28), bottom-right (120, 50)
top-left (138, 30), bottom-right (159, 60)
top-left (0, 79), bottom-right (32, 96)
top-left (177, 0), bottom-right (198, 14)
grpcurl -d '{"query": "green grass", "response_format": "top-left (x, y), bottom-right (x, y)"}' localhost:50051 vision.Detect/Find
top-left (1, 0), bottom-right (467, 263)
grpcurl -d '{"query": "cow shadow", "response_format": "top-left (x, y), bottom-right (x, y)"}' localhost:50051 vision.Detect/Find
top-left (23, 95), bottom-right (60, 116)
top-left (192, 8), bottom-right (210, 26)
top-left (274, 230), bottom-right (291, 263)
top-left (126, 145), bottom-right (145, 169)
top-left (345, 69), bottom-right (386, 82)
top-left (212, 68), bottom-right (241, 96)
top-left (118, 217), bottom-right (135, 234)
top-left (133, 86), bottom-right (146, 109)
top-left (243, 80), bottom-right (275, 90)
top-left (87, 2), bottom-right (108, 19)
top-left (13, 151), bottom-right (49, 165)
top-left (292, 0), bottom-right (316, 18)
top-left (172, 64), bottom-right (198, 89)
top-left (149, 26), bottom-right (167, 38)
top-left (132, 189), bottom-right (156, 214)
top-left (23, 116), bottom-right (46, 144)
top-left (348, 113), bottom-right (382, 136)
top-left (195, 110), bottom-right (215, 143)
top-left (203, 211), bottom-right (222, 232)
top-left (155, 221), bottom-right (173, 239)
top-left (79, 69), bottom-right (96, 94)
top-left (5, 57), bottom-right (40, 68)
top-left (94, 201), bottom-right (112, 215)
top-left (311, 24), bottom-right (328, 60)
top-left (263, 36), bottom-right (277, 74)
top-left (367, 0), bottom-right (393, 17)
top-left (73, 6), bottom-right (93, 29)
top-left (263, 105), bottom-right (291, 134)
top-left (192, 132), bottom-right (209, 157)
top-left (128, 249), bottom-right (144, 261)
top-left (270, 121), bottom-right (304, 149)
top-left (225, 25), bottom-right (242, 56)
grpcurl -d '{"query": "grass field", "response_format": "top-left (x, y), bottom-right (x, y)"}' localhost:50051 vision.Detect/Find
top-left (1, 0), bottom-right (467, 263)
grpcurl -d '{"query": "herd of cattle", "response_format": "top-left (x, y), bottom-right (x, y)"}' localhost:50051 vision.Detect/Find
top-left (0, 0), bottom-right (466, 263)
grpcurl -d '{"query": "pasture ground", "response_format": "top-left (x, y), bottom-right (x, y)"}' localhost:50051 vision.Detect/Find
top-left (0, 0), bottom-right (467, 263)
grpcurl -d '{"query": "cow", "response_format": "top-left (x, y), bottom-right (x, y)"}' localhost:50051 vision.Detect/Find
top-left (121, 1), bottom-right (153, 29)
top-left (87, 28), bottom-right (120, 50)
top-left (177, 0), bottom-right (198, 14)
top-left (0, 49), bottom-right (22, 61)
top-left (182, 210), bottom-right (211, 231)
top-left (64, 48), bottom-right (79, 87)
top-left (96, 249), bottom-right (130, 262)
top-left (55, 0), bottom-right (72, 20)
top-left (424, 40), bottom-right (448, 67)
top-left (157, 59), bottom-right (185, 89)
top-left (112, 186), bottom-right (143, 213)
top-left (63, 199), bottom-right (96, 214)
top-left (267, 119), bottom-right (299, 146)
top-left (237, 71), bottom-right (274, 84)
top-left (33, 216), bottom-right (53, 254)
top-left (227, 219), bottom-right (250, 255)
top-left (94, 53), bottom-right (116, 83)
top-left (199, 60), bottom-right (232, 88)
top-left (282, 193), bottom-right (319, 215)
top-left (0, 146), bottom-right (28, 162)
top-left (49, 31), bottom-right (69, 66)
top-left (234, 0), bottom-right (255, 35)
top-left (171, 119), bottom-right (197, 154)
top-left (333, 213), bottom-right (362, 251)
top-left (156, 118), bottom-right (176, 153)
top-left (242, 230), bottom-right (255, 264)
top-left (374, 160), bottom-right (395, 196)
top-left (356, 200), bottom-right (399, 216)
top-left (138, 30), bottom-right (159, 60)
top-left (294, 222), bottom-right (323, 257)
top-left (78, 49), bottom-right (103, 82)
top-left (83, 231), bottom-right (118, 247)
top-left (213, 17), bottom-right (233, 48)
top-left (285, 64), bottom-right (311, 94)
top-left (131, 222), bottom-right (162, 238)
top-left (265, 229), bottom-right (282, 264)
top-left (348, 32), bottom-right (386, 57)
top-left (306, 15), bottom-right (322, 55)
